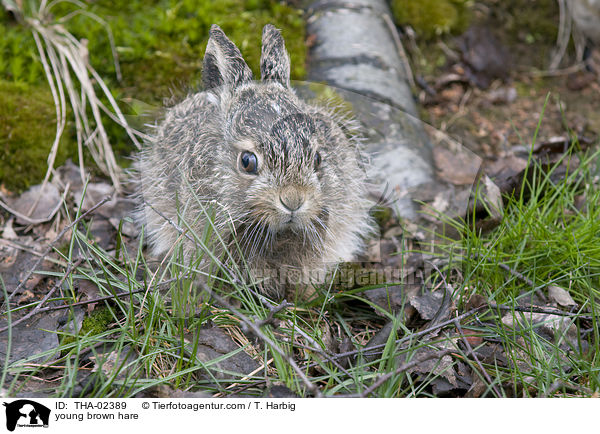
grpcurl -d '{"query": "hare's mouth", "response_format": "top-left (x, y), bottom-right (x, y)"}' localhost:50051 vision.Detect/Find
top-left (282, 213), bottom-right (301, 227)
top-left (237, 206), bottom-right (329, 259)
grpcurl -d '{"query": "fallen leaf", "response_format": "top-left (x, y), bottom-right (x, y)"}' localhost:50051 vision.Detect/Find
top-left (409, 288), bottom-right (453, 323)
top-left (2, 218), bottom-right (18, 240)
top-left (457, 25), bottom-right (511, 89)
top-left (10, 183), bottom-right (62, 224)
top-left (78, 279), bottom-right (102, 313)
top-left (90, 345), bottom-right (139, 380)
top-left (548, 285), bottom-right (577, 307)
top-left (485, 155), bottom-right (529, 179)
top-left (185, 326), bottom-right (259, 379)
top-left (55, 159), bottom-right (84, 191)
top-left (406, 345), bottom-right (463, 395)
top-left (483, 175), bottom-right (503, 218)
top-left (501, 311), bottom-right (579, 351)
top-left (0, 237), bottom-right (52, 294)
top-left (0, 311), bottom-right (63, 365)
top-left (465, 294), bottom-right (487, 310)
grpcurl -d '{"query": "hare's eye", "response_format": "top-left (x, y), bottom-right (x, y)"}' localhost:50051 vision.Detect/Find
top-left (314, 151), bottom-right (322, 170)
top-left (239, 151), bottom-right (258, 174)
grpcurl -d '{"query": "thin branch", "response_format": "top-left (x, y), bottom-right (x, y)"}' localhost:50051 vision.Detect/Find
top-left (320, 299), bottom-right (595, 369)
top-left (2, 273), bottom-right (197, 330)
top-left (254, 300), bottom-right (293, 328)
top-left (543, 379), bottom-right (593, 397)
top-left (2, 195), bottom-right (112, 304)
top-left (199, 284), bottom-right (322, 397)
top-left (357, 349), bottom-right (454, 397)
top-left (381, 12), bottom-right (415, 89)
top-left (19, 287), bottom-right (147, 316)
top-left (454, 319), bottom-right (502, 397)
top-left (488, 302), bottom-right (594, 320)
top-left (473, 253), bottom-right (547, 302)
top-left (0, 239), bottom-right (66, 267)
top-left (224, 379), bottom-right (268, 397)
top-left (0, 258), bottom-right (82, 333)
top-left (335, 306), bottom-right (487, 363)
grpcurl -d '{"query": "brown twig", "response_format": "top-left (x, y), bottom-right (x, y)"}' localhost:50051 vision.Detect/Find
top-left (0, 258), bottom-right (83, 334)
top-left (473, 253), bottom-right (547, 302)
top-left (351, 300), bottom-right (594, 365)
top-left (222, 379), bottom-right (268, 397)
top-left (254, 300), bottom-right (293, 328)
top-left (26, 288), bottom-right (147, 316)
top-left (9, 272), bottom-right (196, 318)
top-left (3, 195), bottom-right (112, 304)
top-left (488, 302), bottom-right (593, 320)
top-left (356, 349), bottom-right (455, 397)
top-left (0, 239), bottom-right (66, 267)
top-left (454, 319), bottom-right (502, 397)
top-left (542, 379), bottom-right (593, 397)
top-left (497, 262), bottom-right (537, 288)
top-left (302, 305), bottom-right (487, 372)
top-left (198, 283), bottom-right (322, 397)
top-left (1, 262), bottom-right (194, 333)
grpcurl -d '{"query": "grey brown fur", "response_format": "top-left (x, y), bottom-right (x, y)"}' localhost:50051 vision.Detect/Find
top-left (134, 24), bottom-right (373, 300)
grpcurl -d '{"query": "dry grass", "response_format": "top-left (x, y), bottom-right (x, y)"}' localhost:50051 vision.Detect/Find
top-left (2, 0), bottom-right (145, 192)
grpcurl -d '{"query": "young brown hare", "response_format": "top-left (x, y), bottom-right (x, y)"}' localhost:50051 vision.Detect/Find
top-left (135, 24), bottom-right (373, 300)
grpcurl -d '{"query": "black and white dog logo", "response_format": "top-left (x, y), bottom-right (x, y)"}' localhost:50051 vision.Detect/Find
top-left (3, 400), bottom-right (50, 431)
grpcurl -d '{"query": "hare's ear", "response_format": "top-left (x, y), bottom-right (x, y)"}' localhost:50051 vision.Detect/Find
top-left (202, 24), bottom-right (253, 90)
top-left (260, 24), bottom-right (290, 87)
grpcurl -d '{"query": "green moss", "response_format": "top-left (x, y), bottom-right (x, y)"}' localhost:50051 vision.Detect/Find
top-left (0, 80), bottom-right (78, 192)
top-left (391, 0), bottom-right (472, 39)
top-left (1, 0), bottom-right (306, 104)
top-left (62, 306), bottom-right (114, 347)
top-left (81, 307), bottom-right (114, 335)
top-left (0, 9), bottom-right (46, 82)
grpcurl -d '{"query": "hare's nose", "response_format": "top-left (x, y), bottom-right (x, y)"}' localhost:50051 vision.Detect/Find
top-left (279, 192), bottom-right (305, 212)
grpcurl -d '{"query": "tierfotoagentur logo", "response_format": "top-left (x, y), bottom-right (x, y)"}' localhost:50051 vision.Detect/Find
top-left (2, 400), bottom-right (50, 431)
